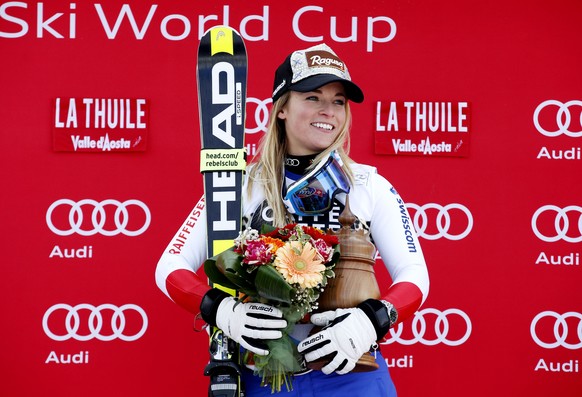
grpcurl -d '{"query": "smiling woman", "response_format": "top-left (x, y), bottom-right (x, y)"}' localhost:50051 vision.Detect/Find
top-left (156, 42), bottom-right (429, 397)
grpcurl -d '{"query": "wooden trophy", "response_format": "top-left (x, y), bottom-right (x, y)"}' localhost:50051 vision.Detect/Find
top-left (309, 195), bottom-right (381, 371)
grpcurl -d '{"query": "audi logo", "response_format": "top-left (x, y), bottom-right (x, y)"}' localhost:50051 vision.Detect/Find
top-left (533, 100), bottom-right (582, 137)
top-left (43, 303), bottom-right (148, 342)
top-left (285, 158), bottom-right (300, 167)
top-left (407, 203), bottom-right (473, 240)
top-left (530, 311), bottom-right (582, 350)
top-left (382, 308), bottom-right (472, 346)
top-left (46, 199), bottom-right (151, 236)
top-left (245, 97), bottom-right (272, 134)
top-left (531, 205), bottom-right (582, 243)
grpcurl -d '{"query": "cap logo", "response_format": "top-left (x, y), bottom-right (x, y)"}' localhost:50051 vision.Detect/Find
top-left (273, 44), bottom-right (362, 102)
top-left (305, 50), bottom-right (345, 72)
top-left (272, 79), bottom-right (286, 98)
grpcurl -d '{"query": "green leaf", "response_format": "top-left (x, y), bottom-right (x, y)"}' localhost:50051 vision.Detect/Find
top-left (203, 257), bottom-right (238, 290)
top-left (260, 223), bottom-right (277, 234)
top-left (212, 248), bottom-right (240, 273)
top-left (330, 245), bottom-right (341, 265)
top-left (204, 249), bottom-right (257, 295)
top-left (254, 265), bottom-right (295, 304)
top-left (220, 252), bottom-right (258, 293)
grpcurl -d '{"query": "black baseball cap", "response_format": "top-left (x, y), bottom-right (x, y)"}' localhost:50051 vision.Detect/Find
top-left (272, 43), bottom-right (364, 103)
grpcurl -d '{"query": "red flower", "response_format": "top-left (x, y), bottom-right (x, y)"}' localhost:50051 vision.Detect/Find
top-left (242, 240), bottom-right (273, 265)
top-left (301, 226), bottom-right (324, 240)
top-left (312, 238), bottom-right (334, 262)
top-left (320, 234), bottom-right (339, 246)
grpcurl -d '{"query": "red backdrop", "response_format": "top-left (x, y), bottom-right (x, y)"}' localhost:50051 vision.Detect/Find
top-left (1, 1), bottom-right (581, 396)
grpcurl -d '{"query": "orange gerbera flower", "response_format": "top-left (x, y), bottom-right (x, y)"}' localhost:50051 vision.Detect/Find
top-left (274, 241), bottom-right (325, 289)
top-left (261, 236), bottom-right (286, 254)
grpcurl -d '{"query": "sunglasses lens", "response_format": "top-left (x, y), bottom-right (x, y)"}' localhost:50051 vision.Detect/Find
top-left (284, 152), bottom-right (350, 216)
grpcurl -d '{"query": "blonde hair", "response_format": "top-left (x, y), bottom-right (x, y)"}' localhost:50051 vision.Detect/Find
top-left (247, 92), bottom-right (355, 226)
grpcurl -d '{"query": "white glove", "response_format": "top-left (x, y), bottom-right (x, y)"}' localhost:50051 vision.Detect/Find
top-left (297, 308), bottom-right (376, 375)
top-left (216, 297), bottom-right (287, 356)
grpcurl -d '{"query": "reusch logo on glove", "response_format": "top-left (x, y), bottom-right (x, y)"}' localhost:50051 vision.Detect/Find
top-left (249, 304), bottom-right (274, 313)
top-left (303, 334), bottom-right (325, 346)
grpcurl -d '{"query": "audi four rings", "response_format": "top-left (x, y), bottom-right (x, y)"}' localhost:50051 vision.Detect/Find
top-left (245, 97), bottom-right (272, 134)
top-left (382, 308), bottom-right (472, 346)
top-left (533, 100), bottom-right (582, 137)
top-left (46, 199), bottom-right (151, 236)
top-left (43, 303), bottom-right (148, 342)
top-left (530, 311), bottom-right (582, 350)
top-left (531, 205), bottom-right (582, 243)
top-left (406, 203), bottom-right (473, 241)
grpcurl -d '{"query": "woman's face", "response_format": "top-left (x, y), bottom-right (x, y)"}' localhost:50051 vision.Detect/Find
top-left (277, 82), bottom-right (347, 156)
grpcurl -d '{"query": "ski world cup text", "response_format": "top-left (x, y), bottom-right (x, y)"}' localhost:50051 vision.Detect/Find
top-left (375, 101), bottom-right (471, 157)
top-left (0, 3), bottom-right (396, 52)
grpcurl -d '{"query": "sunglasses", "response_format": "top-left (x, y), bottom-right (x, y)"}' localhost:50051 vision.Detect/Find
top-left (283, 150), bottom-right (351, 216)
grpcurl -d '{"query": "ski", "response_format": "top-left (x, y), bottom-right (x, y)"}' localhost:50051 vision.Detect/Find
top-left (197, 26), bottom-right (247, 397)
